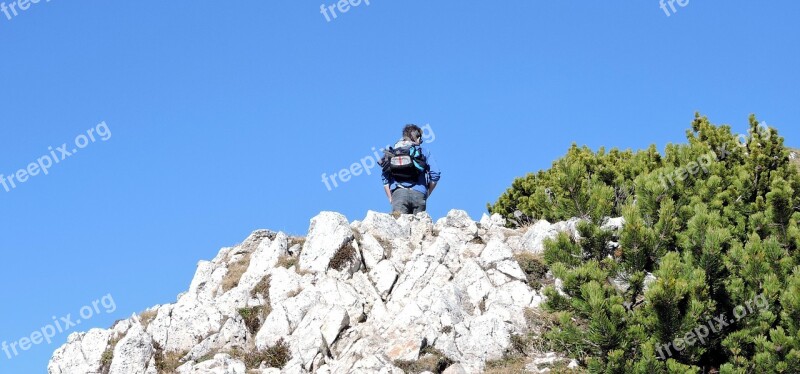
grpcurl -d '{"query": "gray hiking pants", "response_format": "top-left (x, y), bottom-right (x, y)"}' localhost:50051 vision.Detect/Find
top-left (391, 188), bottom-right (427, 214)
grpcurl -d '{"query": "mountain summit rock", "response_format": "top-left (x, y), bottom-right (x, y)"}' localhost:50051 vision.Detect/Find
top-left (49, 210), bottom-right (598, 374)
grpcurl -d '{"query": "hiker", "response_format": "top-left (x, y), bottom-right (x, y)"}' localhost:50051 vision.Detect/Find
top-left (380, 124), bottom-right (441, 214)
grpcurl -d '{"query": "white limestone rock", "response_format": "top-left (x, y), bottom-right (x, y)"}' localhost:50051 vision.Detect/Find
top-left (359, 233), bottom-right (386, 270)
top-left (520, 220), bottom-right (558, 254)
top-left (601, 216), bottom-right (626, 232)
top-left (369, 260), bottom-right (399, 300)
top-left (320, 306), bottom-right (350, 348)
top-left (256, 306), bottom-right (292, 349)
top-left (443, 363), bottom-right (468, 374)
top-left (50, 210), bottom-right (597, 374)
top-left (109, 324), bottom-right (154, 374)
top-left (299, 212), bottom-right (354, 273)
top-left (452, 259), bottom-right (495, 311)
top-left (176, 353), bottom-right (247, 374)
top-left (381, 301), bottom-right (426, 361)
top-left (361, 210), bottom-right (409, 240)
top-left (48, 329), bottom-right (113, 374)
top-left (436, 210), bottom-right (479, 245)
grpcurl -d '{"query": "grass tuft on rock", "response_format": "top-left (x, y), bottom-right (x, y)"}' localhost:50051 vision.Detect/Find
top-left (329, 240), bottom-right (357, 271)
top-left (513, 252), bottom-right (549, 290)
top-left (238, 306), bottom-right (270, 335)
top-left (100, 334), bottom-right (124, 374)
top-left (152, 341), bottom-right (188, 374)
top-left (276, 254), bottom-right (298, 269)
top-left (230, 338), bottom-right (291, 369)
top-left (393, 346), bottom-right (454, 374)
top-left (221, 253), bottom-right (252, 293)
top-left (250, 275), bottom-right (271, 299)
top-left (138, 309), bottom-right (158, 330)
top-left (484, 355), bottom-right (528, 374)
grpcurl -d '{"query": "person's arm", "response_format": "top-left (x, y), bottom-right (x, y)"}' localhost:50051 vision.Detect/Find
top-left (427, 181), bottom-right (438, 196)
top-left (426, 151), bottom-right (441, 197)
top-left (382, 166), bottom-right (393, 203)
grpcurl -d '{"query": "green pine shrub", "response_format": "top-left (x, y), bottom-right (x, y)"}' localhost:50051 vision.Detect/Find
top-left (489, 114), bottom-right (800, 372)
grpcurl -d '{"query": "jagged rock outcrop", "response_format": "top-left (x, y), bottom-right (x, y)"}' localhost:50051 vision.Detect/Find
top-left (49, 210), bottom-right (612, 374)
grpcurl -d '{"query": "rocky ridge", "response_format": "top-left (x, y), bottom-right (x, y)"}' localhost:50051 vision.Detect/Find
top-left (49, 210), bottom-right (624, 374)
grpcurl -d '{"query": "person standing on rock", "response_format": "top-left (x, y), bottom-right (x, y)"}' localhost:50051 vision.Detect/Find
top-left (380, 124), bottom-right (441, 214)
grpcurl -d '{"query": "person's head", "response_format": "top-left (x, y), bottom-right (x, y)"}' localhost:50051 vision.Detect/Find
top-left (402, 124), bottom-right (423, 145)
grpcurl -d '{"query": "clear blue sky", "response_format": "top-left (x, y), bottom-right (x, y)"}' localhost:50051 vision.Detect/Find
top-left (1, 1), bottom-right (798, 372)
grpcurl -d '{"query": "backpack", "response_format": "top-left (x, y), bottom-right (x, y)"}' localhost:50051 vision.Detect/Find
top-left (381, 145), bottom-right (429, 181)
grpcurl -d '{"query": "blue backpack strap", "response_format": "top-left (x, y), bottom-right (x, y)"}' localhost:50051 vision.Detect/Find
top-left (410, 146), bottom-right (429, 172)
